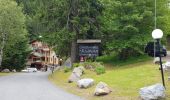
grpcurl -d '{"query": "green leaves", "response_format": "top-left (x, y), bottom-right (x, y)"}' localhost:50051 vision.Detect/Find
top-left (15, 0), bottom-right (170, 60)
top-left (100, 0), bottom-right (170, 59)
top-left (0, 0), bottom-right (29, 70)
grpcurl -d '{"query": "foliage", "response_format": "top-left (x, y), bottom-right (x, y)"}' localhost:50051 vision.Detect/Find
top-left (72, 63), bottom-right (80, 68)
top-left (95, 65), bottom-right (105, 75)
top-left (64, 66), bottom-right (71, 73)
top-left (0, 0), bottom-right (29, 70)
top-left (16, 0), bottom-right (170, 61)
top-left (16, 0), bottom-right (104, 58)
top-left (100, 0), bottom-right (170, 59)
top-left (2, 39), bottom-right (31, 71)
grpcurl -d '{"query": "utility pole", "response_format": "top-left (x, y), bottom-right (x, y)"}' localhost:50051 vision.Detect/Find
top-left (0, 33), bottom-right (6, 68)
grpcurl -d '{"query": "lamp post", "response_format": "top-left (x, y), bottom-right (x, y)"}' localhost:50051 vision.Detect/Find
top-left (39, 35), bottom-right (42, 38)
top-left (152, 29), bottom-right (165, 88)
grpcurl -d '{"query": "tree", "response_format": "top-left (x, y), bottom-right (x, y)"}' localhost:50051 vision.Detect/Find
top-left (17, 0), bottom-right (104, 63)
top-left (0, 0), bottom-right (29, 70)
top-left (101, 0), bottom-right (170, 59)
top-left (16, 0), bottom-right (170, 61)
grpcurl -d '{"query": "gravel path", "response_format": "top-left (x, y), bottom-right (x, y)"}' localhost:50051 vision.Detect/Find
top-left (0, 72), bottom-right (84, 100)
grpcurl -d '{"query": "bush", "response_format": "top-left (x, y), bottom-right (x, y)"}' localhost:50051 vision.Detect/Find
top-left (95, 66), bottom-right (105, 75)
top-left (64, 67), bottom-right (71, 73)
top-left (72, 63), bottom-right (80, 68)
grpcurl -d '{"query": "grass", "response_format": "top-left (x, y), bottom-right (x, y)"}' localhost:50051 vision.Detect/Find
top-left (49, 55), bottom-right (170, 100)
top-left (96, 54), bottom-right (151, 66)
top-left (0, 73), bottom-right (11, 76)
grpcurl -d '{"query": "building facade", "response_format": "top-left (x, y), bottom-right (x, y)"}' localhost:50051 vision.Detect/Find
top-left (27, 40), bottom-right (58, 69)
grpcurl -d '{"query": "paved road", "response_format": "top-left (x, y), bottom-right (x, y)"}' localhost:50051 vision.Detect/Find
top-left (0, 72), bottom-right (84, 100)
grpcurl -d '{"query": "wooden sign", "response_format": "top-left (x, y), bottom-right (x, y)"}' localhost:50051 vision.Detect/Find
top-left (79, 45), bottom-right (99, 57)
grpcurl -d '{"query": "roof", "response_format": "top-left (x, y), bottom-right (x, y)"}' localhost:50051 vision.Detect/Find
top-left (77, 39), bottom-right (101, 44)
top-left (30, 52), bottom-right (42, 57)
top-left (30, 40), bottom-right (38, 44)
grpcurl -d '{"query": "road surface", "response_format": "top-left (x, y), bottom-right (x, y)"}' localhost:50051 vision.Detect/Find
top-left (0, 72), bottom-right (84, 100)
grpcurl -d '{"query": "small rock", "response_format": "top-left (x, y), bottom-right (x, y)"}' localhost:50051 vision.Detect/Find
top-left (94, 82), bottom-right (112, 96)
top-left (154, 57), bottom-right (160, 64)
top-left (77, 78), bottom-right (94, 88)
top-left (162, 64), bottom-right (167, 71)
top-left (139, 83), bottom-right (165, 100)
top-left (1, 69), bottom-right (10, 73)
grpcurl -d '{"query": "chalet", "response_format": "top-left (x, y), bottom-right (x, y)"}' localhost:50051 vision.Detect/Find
top-left (27, 40), bottom-right (58, 70)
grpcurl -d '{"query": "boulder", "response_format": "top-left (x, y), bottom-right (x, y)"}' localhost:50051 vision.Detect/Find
top-left (139, 83), bottom-right (165, 100)
top-left (153, 57), bottom-right (160, 64)
top-left (94, 82), bottom-right (112, 96)
top-left (68, 66), bottom-right (85, 83)
top-left (1, 69), bottom-right (10, 73)
top-left (73, 66), bottom-right (85, 76)
top-left (12, 69), bottom-right (16, 72)
top-left (68, 73), bottom-right (81, 83)
top-left (63, 57), bottom-right (72, 68)
top-left (164, 62), bottom-right (170, 68)
top-left (163, 62), bottom-right (170, 71)
top-left (77, 78), bottom-right (94, 88)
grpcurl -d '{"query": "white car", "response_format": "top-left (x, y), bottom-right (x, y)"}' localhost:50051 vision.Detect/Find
top-left (22, 68), bottom-right (37, 73)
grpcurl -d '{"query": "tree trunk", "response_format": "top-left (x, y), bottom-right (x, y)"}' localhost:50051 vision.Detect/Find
top-left (0, 33), bottom-right (6, 68)
top-left (67, 0), bottom-right (79, 64)
top-left (71, 40), bottom-right (77, 64)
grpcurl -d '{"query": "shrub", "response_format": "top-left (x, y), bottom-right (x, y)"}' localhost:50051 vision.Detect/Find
top-left (64, 67), bottom-right (71, 73)
top-left (95, 66), bottom-right (105, 75)
top-left (73, 63), bottom-right (80, 68)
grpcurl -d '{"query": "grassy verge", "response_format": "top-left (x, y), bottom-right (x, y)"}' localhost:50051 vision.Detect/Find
top-left (49, 60), bottom-right (170, 100)
top-left (0, 73), bottom-right (12, 76)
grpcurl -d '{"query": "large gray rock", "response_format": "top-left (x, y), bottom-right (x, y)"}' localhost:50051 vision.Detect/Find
top-left (1, 69), bottom-right (10, 73)
top-left (94, 82), bottom-right (112, 96)
top-left (163, 62), bottom-right (170, 79)
top-left (139, 83), bottom-right (165, 100)
top-left (68, 66), bottom-right (85, 83)
top-left (77, 78), bottom-right (94, 88)
top-left (153, 57), bottom-right (160, 64)
top-left (63, 57), bottom-right (72, 68)
top-left (12, 69), bottom-right (16, 72)
top-left (163, 62), bottom-right (170, 71)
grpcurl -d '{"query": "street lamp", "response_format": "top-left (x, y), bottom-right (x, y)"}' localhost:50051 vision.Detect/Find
top-left (39, 35), bottom-right (42, 38)
top-left (152, 29), bottom-right (165, 88)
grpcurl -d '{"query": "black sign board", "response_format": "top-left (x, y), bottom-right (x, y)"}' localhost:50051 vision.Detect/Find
top-left (79, 45), bottom-right (99, 57)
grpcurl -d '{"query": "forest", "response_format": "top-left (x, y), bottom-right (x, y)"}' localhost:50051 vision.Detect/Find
top-left (0, 0), bottom-right (170, 70)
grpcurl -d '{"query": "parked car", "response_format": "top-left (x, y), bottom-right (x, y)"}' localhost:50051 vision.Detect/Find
top-left (145, 42), bottom-right (167, 57)
top-left (21, 68), bottom-right (37, 73)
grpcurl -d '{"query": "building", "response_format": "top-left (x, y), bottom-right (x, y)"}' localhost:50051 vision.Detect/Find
top-left (27, 40), bottom-right (58, 70)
